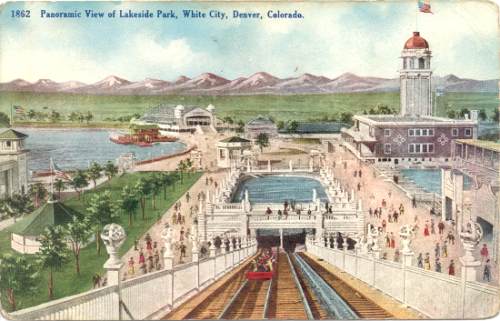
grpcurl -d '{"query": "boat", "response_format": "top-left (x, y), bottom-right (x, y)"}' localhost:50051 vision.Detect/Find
top-left (137, 141), bottom-right (153, 147)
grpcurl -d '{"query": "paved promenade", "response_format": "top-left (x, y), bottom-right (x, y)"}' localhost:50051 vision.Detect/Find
top-left (327, 146), bottom-right (497, 284)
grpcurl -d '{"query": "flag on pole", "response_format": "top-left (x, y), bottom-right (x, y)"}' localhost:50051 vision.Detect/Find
top-left (13, 105), bottom-right (25, 115)
top-left (418, 0), bottom-right (433, 13)
top-left (51, 159), bottom-right (71, 180)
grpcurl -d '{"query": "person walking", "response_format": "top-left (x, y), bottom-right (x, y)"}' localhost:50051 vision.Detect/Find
top-left (448, 260), bottom-right (455, 276)
top-left (435, 258), bottom-right (442, 273)
top-left (434, 242), bottom-right (440, 258)
top-left (483, 259), bottom-right (491, 282)
top-left (128, 257), bottom-right (135, 276)
top-left (424, 253), bottom-right (431, 270)
top-left (417, 253), bottom-right (424, 268)
top-left (480, 244), bottom-right (489, 262)
top-left (424, 223), bottom-right (430, 237)
top-left (442, 241), bottom-right (448, 258)
top-left (438, 220), bottom-right (445, 234)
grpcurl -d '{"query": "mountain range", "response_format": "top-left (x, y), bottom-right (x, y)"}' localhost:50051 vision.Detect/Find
top-left (1, 72), bottom-right (497, 95)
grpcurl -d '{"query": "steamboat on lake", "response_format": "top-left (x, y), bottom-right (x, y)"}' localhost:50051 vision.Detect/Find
top-left (109, 123), bottom-right (177, 147)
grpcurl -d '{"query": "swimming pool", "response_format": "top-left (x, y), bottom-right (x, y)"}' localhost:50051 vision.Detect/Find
top-left (232, 175), bottom-right (328, 203)
top-left (400, 169), bottom-right (473, 195)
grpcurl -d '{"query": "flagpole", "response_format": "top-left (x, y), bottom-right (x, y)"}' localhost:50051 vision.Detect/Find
top-left (49, 157), bottom-right (54, 202)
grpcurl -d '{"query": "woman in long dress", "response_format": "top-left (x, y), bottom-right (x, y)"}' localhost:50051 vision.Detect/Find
top-left (424, 223), bottom-right (430, 237)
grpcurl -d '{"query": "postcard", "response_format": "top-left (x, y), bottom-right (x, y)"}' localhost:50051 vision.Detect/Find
top-left (0, 0), bottom-right (498, 320)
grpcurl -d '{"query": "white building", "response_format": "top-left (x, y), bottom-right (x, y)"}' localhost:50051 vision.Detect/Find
top-left (216, 136), bottom-right (252, 168)
top-left (136, 104), bottom-right (216, 136)
top-left (400, 31), bottom-right (433, 116)
top-left (0, 129), bottom-right (29, 198)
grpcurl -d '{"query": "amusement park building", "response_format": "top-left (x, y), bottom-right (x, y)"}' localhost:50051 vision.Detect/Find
top-left (341, 31), bottom-right (478, 164)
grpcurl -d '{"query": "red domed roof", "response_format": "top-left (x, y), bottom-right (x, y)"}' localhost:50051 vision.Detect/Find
top-left (404, 31), bottom-right (429, 49)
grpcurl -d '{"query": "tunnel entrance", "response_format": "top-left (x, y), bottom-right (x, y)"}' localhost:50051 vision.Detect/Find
top-left (256, 228), bottom-right (312, 252)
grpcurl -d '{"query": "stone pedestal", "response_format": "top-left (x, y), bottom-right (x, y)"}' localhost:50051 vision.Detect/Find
top-left (402, 251), bottom-right (413, 267)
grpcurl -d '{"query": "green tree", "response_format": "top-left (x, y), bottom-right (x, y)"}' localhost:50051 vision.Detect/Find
top-left (86, 191), bottom-right (119, 255)
top-left (255, 133), bottom-right (270, 152)
top-left (287, 120), bottom-right (299, 133)
top-left (459, 107), bottom-right (470, 118)
top-left (120, 185), bottom-right (139, 226)
top-left (54, 179), bottom-right (65, 200)
top-left (159, 172), bottom-right (174, 200)
top-left (85, 111), bottom-right (94, 124)
top-left (68, 112), bottom-right (79, 122)
top-left (340, 112), bottom-right (353, 124)
top-left (236, 120), bottom-right (245, 133)
top-left (87, 162), bottom-right (102, 188)
top-left (276, 120), bottom-right (285, 130)
top-left (447, 110), bottom-right (457, 119)
top-left (478, 109), bottom-right (487, 121)
top-left (134, 178), bottom-right (152, 220)
top-left (493, 109), bottom-right (500, 122)
top-left (223, 116), bottom-right (234, 124)
top-left (29, 182), bottom-right (47, 207)
top-left (37, 226), bottom-right (69, 299)
top-left (70, 170), bottom-right (89, 200)
top-left (149, 175), bottom-right (163, 210)
top-left (176, 160), bottom-right (187, 183)
top-left (49, 110), bottom-right (61, 123)
top-left (0, 112), bottom-right (10, 126)
top-left (77, 113), bottom-right (85, 123)
top-left (64, 215), bottom-right (92, 274)
top-left (1, 193), bottom-right (34, 222)
top-left (104, 161), bottom-right (118, 181)
top-left (0, 254), bottom-right (39, 311)
top-left (27, 109), bottom-right (37, 120)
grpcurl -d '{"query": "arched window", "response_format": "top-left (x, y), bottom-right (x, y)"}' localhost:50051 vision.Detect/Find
top-left (409, 58), bottom-right (414, 69)
top-left (403, 58), bottom-right (407, 69)
top-left (419, 58), bottom-right (425, 69)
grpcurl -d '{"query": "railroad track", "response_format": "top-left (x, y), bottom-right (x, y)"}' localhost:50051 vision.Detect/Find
top-left (266, 253), bottom-right (310, 319)
top-left (290, 255), bottom-right (330, 320)
top-left (298, 253), bottom-right (393, 319)
top-left (220, 279), bottom-right (271, 319)
top-left (182, 261), bottom-right (253, 319)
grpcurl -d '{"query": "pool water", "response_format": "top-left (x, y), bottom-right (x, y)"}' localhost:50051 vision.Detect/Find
top-left (232, 175), bottom-right (328, 203)
top-left (19, 128), bottom-right (186, 171)
top-left (400, 169), bottom-right (473, 195)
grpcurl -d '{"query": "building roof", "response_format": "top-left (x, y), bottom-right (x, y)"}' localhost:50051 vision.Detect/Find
top-left (246, 115), bottom-right (275, 126)
top-left (404, 31), bottom-right (429, 49)
top-left (220, 136), bottom-right (251, 143)
top-left (455, 139), bottom-right (500, 153)
top-left (280, 122), bottom-right (347, 134)
top-left (140, 104), bottom-right (210, 124)
top-left (0, 129), bottom-right (28, 140)
top-left (355, 114), bottom-right (477, 126)
top-left (10, 201), bottom-right (80, 236)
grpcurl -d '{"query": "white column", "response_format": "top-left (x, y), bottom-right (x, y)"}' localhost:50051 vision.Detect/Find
top-left (279, 229), bottom-right (284, 249)
top-left (101, 224), bottom-right (126, 320)
top-left (267, 159), bottom-right (271, 172)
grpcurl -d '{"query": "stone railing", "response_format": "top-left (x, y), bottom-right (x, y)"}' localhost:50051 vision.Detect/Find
top-left (9, 241), bottom-right (258, 320)
top-left (306, 240), bottom-right (499, 319)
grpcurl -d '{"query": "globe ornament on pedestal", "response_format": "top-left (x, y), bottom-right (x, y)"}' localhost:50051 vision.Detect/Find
top-left (101, 223), bottom-right (126, 266)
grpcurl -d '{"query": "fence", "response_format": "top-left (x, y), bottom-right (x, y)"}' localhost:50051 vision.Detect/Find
top-left (306, 240), bottom-right (499, 319)
top-left (9, 242), bottom-right (258, 320)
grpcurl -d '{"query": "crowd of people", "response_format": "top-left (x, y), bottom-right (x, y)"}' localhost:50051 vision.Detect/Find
top-left (331, 153), bottom-right (496, 284)
top-left (250, 249), bottom-right (276, 272)
top-left (264, 202), bottom-right (313, 220)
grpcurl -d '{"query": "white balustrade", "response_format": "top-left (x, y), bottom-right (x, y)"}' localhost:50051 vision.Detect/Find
top-left (10, 242), bottom-right (257, 320)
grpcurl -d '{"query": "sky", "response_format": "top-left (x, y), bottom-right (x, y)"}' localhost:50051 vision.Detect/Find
top-left (0, 1), bottom-right (498, 83)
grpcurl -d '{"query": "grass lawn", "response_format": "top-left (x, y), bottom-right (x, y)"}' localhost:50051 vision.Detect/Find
top-left (1, 91), bottom-right (497, 125)
top-left (0, 171), bottom-right (202, 312)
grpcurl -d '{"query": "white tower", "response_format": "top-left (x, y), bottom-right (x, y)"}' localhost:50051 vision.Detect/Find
top-left (400, 31), bottom-right (433, 117)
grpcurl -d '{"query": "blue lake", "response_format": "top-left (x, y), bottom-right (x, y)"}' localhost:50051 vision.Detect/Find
top-left (232, 175), bottom-right (328, 203)
top-left (18, 128), bottom-right (186, 171)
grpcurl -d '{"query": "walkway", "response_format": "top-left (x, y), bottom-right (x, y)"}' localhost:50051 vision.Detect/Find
top-left (327, 146), bottom-right (497, 284)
